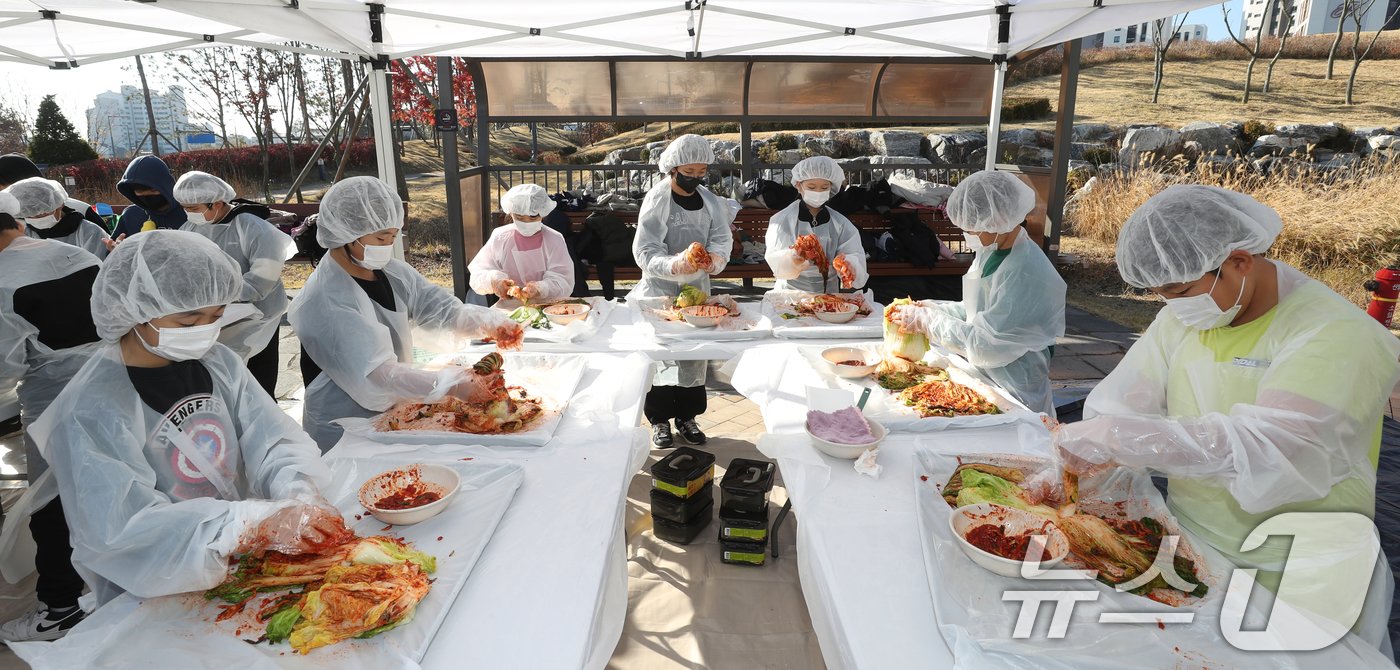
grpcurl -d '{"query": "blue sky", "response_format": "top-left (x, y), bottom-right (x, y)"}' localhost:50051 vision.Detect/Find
top-left (1186, 0), bottom-right (1245, 41)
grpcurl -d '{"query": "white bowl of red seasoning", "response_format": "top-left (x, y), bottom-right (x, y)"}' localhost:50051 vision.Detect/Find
top-left (358, 463), bottom-right (460, 526)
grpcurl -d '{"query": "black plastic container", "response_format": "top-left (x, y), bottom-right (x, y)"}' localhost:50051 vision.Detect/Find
top-left (654, 499), bottom-right (713, 545)
top-left (718, 504), bottom-right (769, 544)
top-left (651, 447), bottom-right (715, 500)
top-left (720, 537), bottom-right (768, 566)
top-left (651, 487), bottom-right (714, 525)
top-left (720, 458), bottom-right (776, 515)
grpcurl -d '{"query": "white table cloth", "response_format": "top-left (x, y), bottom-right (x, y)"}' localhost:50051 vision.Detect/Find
top-left (327, 352), bottom-right (653, 669)
top-left (730, 345), bottom-right (1393, 669)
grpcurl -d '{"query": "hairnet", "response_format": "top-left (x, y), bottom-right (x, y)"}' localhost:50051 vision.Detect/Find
top-left (173, 171), bottom-right (237, 205)
top-left (91, 229), bottom-right (242, 341)
top-left (7, 177), bottom-right (66, 218)
top-left (946, 170), bottom-right (1035, 234)
top-left (500, 183), bottom-right (557, 218)
top-left (315, 176), bottom-right (404, 248)
top-left (791, 156), bottom-right (845, 191)
top-left (1115, 185), bottom-right (1283, 289)
top-left (0, 191), bottom-right (19, 217)
top-left (657, 134), bottom-right (714, 174)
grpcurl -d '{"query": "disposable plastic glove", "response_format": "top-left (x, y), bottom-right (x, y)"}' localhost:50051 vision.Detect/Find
top-left (245, 502), bottom-right (352, 556)
top-left (448, 367), bottom-right (505, 403)
top-left (520, 282), bottom-right (541, 302)
top-left (489, 276), bottom-right (513, 297)
top-left (670, 255), bottom-right (699, 276)
top-left (887, 301), bottom-right (942, 336)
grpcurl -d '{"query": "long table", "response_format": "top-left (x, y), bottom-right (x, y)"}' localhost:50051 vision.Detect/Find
top-left (326, 352), bottom-right (652, 669)
top-left (730, 343), bottom-right (1396, 669)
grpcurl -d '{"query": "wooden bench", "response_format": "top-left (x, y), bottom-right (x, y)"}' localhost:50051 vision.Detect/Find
top-left (491, 207), bottom-right (977, 290)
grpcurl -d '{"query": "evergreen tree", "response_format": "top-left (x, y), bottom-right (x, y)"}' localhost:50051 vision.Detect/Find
top-left (28, 95), bottom-right (97, 165)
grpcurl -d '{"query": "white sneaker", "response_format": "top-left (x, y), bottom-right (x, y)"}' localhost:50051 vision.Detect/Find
top-left (0, 605), bottom-right (84, 643)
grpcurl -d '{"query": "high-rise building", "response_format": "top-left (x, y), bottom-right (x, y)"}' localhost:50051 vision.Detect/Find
top-left (1099, 20), bottom-right (1209, 48)
top-left (1242, 0), bottom-right (1395, 39)
top-left (85, 85), bottom-right (192, 159)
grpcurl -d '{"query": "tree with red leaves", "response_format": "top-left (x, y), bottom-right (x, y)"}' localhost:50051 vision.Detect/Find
top-left (390, 57), bottom-right (475, 131)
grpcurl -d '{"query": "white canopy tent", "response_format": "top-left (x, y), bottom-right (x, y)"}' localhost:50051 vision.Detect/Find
top-left (4, 0), bottom-right (1217, 177)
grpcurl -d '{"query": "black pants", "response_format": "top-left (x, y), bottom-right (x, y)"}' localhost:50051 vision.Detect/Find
top-left (644, 385), bottom-right (707, 425)
top-left (247, 333), bottom-right (280, 397)
top-left (31, 497), bottom-right (82, 610)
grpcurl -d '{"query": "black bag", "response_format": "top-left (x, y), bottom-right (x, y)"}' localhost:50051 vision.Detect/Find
top-left (578, 212), bottom-right (637, 267)
top-left (889, 212), bottom-right (939, 268)
top-left (829, 178), bottom-right (900, 215)
top-left (742, 178), bottom-right (799, 210)
top-left (293, 213), bottom-right (327, 264)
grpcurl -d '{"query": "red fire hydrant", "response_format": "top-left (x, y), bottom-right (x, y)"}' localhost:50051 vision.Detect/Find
top-left (1365, 264), bottom-right (1400, 328)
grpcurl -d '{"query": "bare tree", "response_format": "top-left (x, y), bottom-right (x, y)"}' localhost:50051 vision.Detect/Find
top-left (224, 48), bottom-right (278, 199)
top-left (1326, 0), bottom-right (1354, 79)
top-left (1150, 14), bottom-right (1190, 103)
top-left (162, 47), bottom-right (237, 147)
top-left (1223, 0), bottom-right (1278, 103)
top-left (1345, 0), bottom-right (1400, 104)
top-left (1263, 0), bottom-right (1295, 93)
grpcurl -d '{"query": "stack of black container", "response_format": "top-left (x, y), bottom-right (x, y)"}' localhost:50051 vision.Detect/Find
top-left (718, 458), bottom-right (777, 566)
top-left (649, 447), bottom-right (716, 544)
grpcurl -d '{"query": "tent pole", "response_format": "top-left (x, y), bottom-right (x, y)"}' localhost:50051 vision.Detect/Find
top-left (281, 74), bottom-right (370, 203)
top-left (438, 56), bottom-right (467, 298)
top-left (365, 60), bottom-right (398, 189)
top-left (364, 57), bottom-right (404, 261)
top-left (984, 61), bottom-right (1007, 172)
top-left (1045, 39), bottom-right (1082, 258)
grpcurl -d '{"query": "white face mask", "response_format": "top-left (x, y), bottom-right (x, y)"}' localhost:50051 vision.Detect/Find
top-left (513, 218), bottom-right (543, 236)
top-left (139, 321), bottom-right (223, 361)
top-left (1165, 269), bottom-right (1247, 330)
top-left (24, 213), bottom-right (59, 230)
top-left (185, 210), bottom-right (211, 226)
top-left (962, 232), bottom-right (989, 253)
top-left (353, 240), bottom-right (394, 270)
top-left (801, 189), bottom-right (831, 208)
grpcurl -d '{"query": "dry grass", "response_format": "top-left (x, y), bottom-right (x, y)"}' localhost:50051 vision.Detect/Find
top-left (1009, 58), bottom-right (1400, 127)
top-left (1062, 159), bottom-right (1400, 329)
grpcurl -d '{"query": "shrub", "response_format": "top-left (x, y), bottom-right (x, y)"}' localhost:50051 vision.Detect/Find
top-left (757, 143), bottom-right (781, 164)
top-left (770, 133), bottom-right (799, 151)
top-left (507, 146), bottom-right (532, 162)
top-left (1241, 120), bottom-right (1276, 146)
top-left (1000, 97), bottom-right (1053, 123)
top-left (49, 140), bottom-right (377, 203)
top-left (559, 145), bottom-right (577, 156)
top-left (538, 151), bottom-right (565, 165)
top-left (1082, 147), bottom-right (1116, 165)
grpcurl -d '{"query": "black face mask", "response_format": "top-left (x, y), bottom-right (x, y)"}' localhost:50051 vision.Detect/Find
top-left (140, 194), bottom-right (171, 212)
top-left (673, 173), bottom-right (704, 193)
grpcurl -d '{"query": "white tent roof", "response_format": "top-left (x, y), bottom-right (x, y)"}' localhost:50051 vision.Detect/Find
top-left (2, 0), bottom-right (1217, 67)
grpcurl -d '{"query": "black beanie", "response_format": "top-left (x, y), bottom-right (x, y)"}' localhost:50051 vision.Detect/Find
top-left (0, 153), bottom-right (42, 186)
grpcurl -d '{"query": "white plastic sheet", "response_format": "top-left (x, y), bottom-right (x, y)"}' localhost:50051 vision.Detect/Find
top-left (337, 352), bottom-right (587, 447)
top-left (493, 297), bottom-right (619, 344)
top-left (11, 458), bottom-right (524, 669)
top-left (629, 297), bottom-right (772, 343)
top-left (795, 342), bottom-right (1039, 431)
top-left (325, 352), bottom-right (652, 670)
top-left (762, 290), bottom-right (885, 340)
top-left (913, 448), bottom-right (1396, 669)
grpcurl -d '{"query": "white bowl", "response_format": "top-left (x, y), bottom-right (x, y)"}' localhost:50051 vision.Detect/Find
top-left (358, 463), bottom-right (461, 526)
top-left (948, 503), bottom-right (1070, 578)
top-left (820, 346), bottom-right (876, 379)
top-left (680, 304), bottom-right (727, 328)
top-left (543, 302), bottom-right (590, 326)
top-left (805, 417), bottom-right (886, 459)
top-left (812, 302), bottom-right (859, 324)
